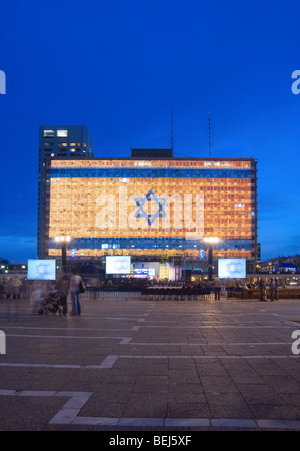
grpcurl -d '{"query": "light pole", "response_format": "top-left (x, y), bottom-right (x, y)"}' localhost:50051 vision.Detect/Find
top-left (55, 236), bottom-right (71, 271)
top-left (203, 237), bottom-right (220, 282)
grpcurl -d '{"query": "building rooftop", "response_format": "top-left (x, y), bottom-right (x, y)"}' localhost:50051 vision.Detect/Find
top-left (131, 148), bottom-right (173, 158)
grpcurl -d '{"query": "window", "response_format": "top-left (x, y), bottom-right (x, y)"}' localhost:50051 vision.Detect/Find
top-left (44, 130), bottom-right (55, 137)
top-left (57, 130), bottom-right (68, 138)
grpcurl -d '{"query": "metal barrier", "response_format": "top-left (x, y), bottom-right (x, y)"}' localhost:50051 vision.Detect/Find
top-left (81, 291), bottom-right (143, 300)
top-left (141, 292), bottom-right (215, 301)
top-left (81, 290), bottom-right (216, 301)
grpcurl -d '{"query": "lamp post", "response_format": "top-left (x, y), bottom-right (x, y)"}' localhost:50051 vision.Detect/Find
top-left (203, 237), bottom-right (220, 282)
top-left (55, 236), bottom-right (71, 271)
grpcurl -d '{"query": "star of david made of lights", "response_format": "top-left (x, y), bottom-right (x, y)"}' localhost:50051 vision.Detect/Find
top-left (134, 188), bottom-right (168, 227)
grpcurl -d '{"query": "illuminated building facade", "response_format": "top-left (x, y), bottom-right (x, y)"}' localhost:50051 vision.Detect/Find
top-left (43, 156), bottom-right (258, 271)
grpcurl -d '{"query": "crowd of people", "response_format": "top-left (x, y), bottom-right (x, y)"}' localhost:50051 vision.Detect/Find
top-left (0, 272), bottom-right (287, 305)
top-left (53, 268), bottom-right (84, 316)
top-left (142, 278), bottom-right (222, 299)
top-left (0, 269), bottom-right (85, 316)
top-left (0, 276), bottom-right (23, 299)
top-left (142, 277), bottom-right (282, 301)
top-left (258, 278), bottom-right (279, 302)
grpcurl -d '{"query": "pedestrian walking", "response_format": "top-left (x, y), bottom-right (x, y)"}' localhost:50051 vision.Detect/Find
top-left (57, 269), bottom-right (70, 316)
top-left (70, 269), bottom-right (83, 315)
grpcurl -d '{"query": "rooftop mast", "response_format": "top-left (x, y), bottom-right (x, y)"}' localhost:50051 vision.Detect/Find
top-left (171, 105), bottom-right (174, 152)
top-left (208, 112), bottom-right (212, 158)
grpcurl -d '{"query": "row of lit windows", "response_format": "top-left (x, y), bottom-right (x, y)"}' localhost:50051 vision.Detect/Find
top-left (44, 130), bottom-right (68, 138)
top-left (50, 181), bottom-right (251, 188)
top-left (49, 179), bottom-right (252, 189)
top-left (50, 175), bottom-right (251, 183)
top-left (50, 237), bottom-right (252, 246)
top-left (50, 169), bottom-right (253, 180)
top-left (49, 248), bottom-right (253, 258)
top-left (48, 225), bottom-right (253, 239)
top-left (44, 142), bottom-right (90, 148)
top-left (50, 159), bottom-right (254, 169)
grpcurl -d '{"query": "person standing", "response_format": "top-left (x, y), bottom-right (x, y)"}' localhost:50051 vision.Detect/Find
top-left (70, 269), bottom-right (83, 315)
top-left (259, 278), bottom-right (267, 302)
top-left (10, 277), bottom-right (22, 299)
top-left (269, 278), bottom-right (276, 302)
top-left (57, 269), bottom-right (70, 316)
top-left (213, 277), bottom-right (222, 300)
top-left (274, 279), bottom-right (279, 301)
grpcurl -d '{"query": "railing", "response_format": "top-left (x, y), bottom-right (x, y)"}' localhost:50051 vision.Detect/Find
top-left (81, 287), bottom-right (216, 301)
top-left (226, 287), bottom-right (300, 300)
top-left (81, 290), bottom-right (143, 300)
top-left (2, 286), bottom-right (300, 302)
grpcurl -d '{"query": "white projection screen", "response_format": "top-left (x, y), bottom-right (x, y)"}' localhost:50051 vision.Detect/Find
top-left (27, 259), bottom-right (57, 280)
top-left (218, 258), bottom-right (246, 279)
top-left (105, 256), bottom-right (131, 275)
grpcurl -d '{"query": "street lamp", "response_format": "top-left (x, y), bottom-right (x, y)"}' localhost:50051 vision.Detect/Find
top-left (203, 237), bottom-right (220, 282)
top-left (55, 236), bottom-right (71, 270)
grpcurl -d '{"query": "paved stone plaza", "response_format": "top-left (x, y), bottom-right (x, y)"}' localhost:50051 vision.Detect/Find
top-left (0, 295), bottom-right (300, 431)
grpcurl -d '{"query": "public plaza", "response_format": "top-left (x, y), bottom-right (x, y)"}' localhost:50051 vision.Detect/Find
top-left (0, 294), bottom-right (300, 431)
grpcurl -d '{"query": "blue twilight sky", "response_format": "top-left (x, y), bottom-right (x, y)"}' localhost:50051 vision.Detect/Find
top-left (0, 0), bottom-right (299, 262)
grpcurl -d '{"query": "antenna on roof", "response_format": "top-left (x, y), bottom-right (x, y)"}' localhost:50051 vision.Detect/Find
top-left (171, 105), bottom-right (174, 152)
top-left (208, 112), bottom-right (212, 158)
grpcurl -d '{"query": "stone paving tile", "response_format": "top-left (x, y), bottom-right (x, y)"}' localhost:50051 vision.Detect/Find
top-left (133, 376), bottom-right (169, 394)
top-left (168, 370), bottom-right (200, 383)
top-left (200, 375), bottom-right (240, 394)
top-left (80, 398), bottom-right (127, 418)
top-left (92, 384), bottom-right (134, 402)
top-left (167, 402), bottom-right (211, 419)
top-left (168, 392), bottom-right (207, 404)
top-left (237, 384), bottom-right (284, 406)
top-left (279, 393), bottom-right (300, 406)
top-left (206, 393), bottom-right (255, 419)
top-left (168, 383), bottom-right (205, 397)
top-left (195, 360), bottom-right (228, 376)
top-left (261, 375), bottom-right (300, 394)
top-left (138, 366), bottom-right (169, 376)
top-left (123, 393), bottom-right (168, 418)
top-left (0, 396), bottom-right (66, 431)
top-left (250, 404), bottom-right (300, 421)
top-left (225, 369), bottom-right (266, 385)
top-left (168, 359), bottom-right (197, 370)
top-left (245, 359), bottom-right (288, 376)
top-left (271, 360), bottom-right (300, 381)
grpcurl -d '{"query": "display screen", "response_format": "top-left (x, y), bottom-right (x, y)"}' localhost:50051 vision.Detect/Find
top-left (133, 268), bottom-right (156, 278)
top-left (27, 259), bottom-right (56, 280)
top-left (105, 256), bottom-right (131, 275)
top-left (218, 258), bottom-right (246, 279)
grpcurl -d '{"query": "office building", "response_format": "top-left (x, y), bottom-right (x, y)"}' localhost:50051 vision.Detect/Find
top-left (42, 150), bottom-right (258, 273)
top-left (37, 125), bottom-right (94, 258)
